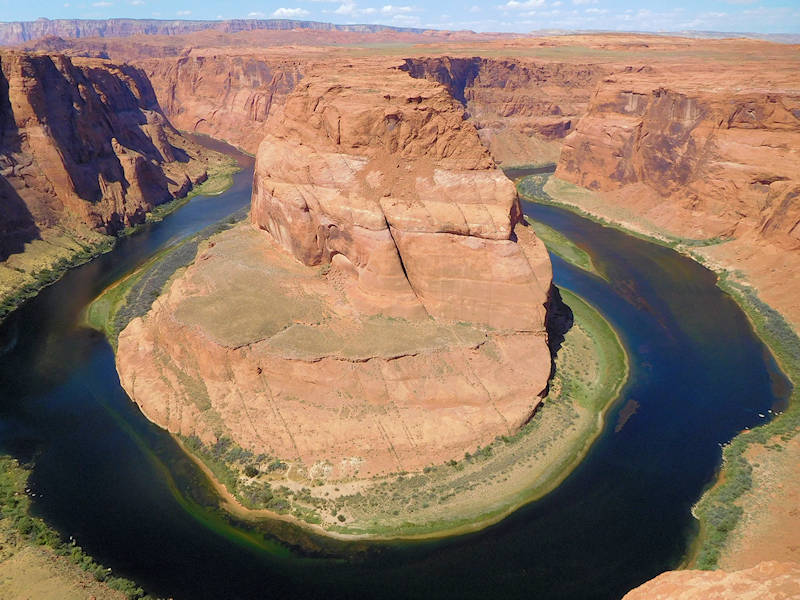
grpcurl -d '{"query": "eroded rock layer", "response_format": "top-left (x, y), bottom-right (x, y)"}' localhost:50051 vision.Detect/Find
top-left (553, 63), bottom-right (800, 327)
top-left (117, 60), bottom-right (554, 478)
top-left (401, 57), bottom-right (607, 166)
top-left (140, 54), bottom-right (304, 154)
top-left (0, 50), bottom-right (219, 258)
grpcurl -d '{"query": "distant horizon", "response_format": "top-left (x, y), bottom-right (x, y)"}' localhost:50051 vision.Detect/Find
top-left (0, 0), bottom-right (797, 36)
top-left (0, 16), bottom-right (797, 40)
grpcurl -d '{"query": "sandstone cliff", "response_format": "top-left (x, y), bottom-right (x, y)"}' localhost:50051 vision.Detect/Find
top-left (116, 59), bottom-right (554, 478)
top-left (402, 56), bottom-right (607, 166)
top-left (0, 50), bottom-right (226, 310)
top-left (553, 63), bottom-right (800, 327)
top-left (140, 54), bottom-right (303, 154)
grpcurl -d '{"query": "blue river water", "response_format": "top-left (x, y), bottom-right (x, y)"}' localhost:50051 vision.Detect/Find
top-left (0, 143), bottom-right (788, 599)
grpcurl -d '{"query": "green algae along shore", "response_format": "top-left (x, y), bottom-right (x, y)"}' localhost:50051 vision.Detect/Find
top-left (517, 172), bottom-right (800, 571)
top-left (88, 209), bottom-right (629, 540)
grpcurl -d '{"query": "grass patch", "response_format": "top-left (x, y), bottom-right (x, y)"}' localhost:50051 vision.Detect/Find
top-left (524, 215), bottom-right (602, 278)
top-left (0, 233), bottom-right (115, 323)
top-left (0, 455), bottom-right (157, 599)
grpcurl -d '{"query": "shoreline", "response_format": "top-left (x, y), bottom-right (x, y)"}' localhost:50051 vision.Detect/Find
top-left (0, 157), bottom-right (239, 327)
top-left (518, 175), bottom-right (800, 571)
top-left (163, 287), bottom-right (629, 543)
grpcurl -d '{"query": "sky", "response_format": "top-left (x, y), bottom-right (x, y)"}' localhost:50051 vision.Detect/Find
top-left (1, 0), bottom-right (798, 34)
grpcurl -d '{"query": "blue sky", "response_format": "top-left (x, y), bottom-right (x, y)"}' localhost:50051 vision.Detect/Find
top-left (1, 0), bottom-right (798, 33)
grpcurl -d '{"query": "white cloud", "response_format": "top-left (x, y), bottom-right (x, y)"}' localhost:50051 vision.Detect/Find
top-left (381, 4), bottom-right (413, 14)
top-left (272, 7), bottom-right (311, 17)
top-left (331, 1), bottom-right (377, 16)
top-left (499, 0), bottom-right (546, 10)
top-left (130, 0), bottom-right (144, 5)
top-left (392, 13), bottom-right (421, 25)
top-left (469, 5), bottom-right (481, 12)
top-left (572, 0), bottom-right (597, 4)
top-left (176, 9), bottom-right (191, 15)
top-left (63, 2), bottom-right (70, 6)
top-left (248, 11), bottom-right (266, 17)
top-left (92, 1), bottom-right (112, 6)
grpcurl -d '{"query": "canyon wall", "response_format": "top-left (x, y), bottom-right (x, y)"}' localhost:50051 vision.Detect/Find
top-left (140, 54), bottom-right (304, 154)
top-left (0, 50), bottom-right (226, 311)
top-left (553, 64), bottom-right (800, 327)
top-left (0, 51), bottom-right (221, 242)
top-left (402, 56), bottom-right (607, 166)
top-left (557, 71), bottom-right (800, 245)
top-left (116, 59), bottom-right (554, 478)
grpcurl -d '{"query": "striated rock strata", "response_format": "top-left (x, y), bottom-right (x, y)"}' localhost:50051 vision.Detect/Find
top-left (402, 56), bottom-right (606, 166)
top-left (554, 64), bottom-right (800, 327)
top-left (117, 60), bottom-right (554, 478)
top-left (140, 54), bottom-right (304, 154)
top-left (0, 50), bottom-right (221, 260)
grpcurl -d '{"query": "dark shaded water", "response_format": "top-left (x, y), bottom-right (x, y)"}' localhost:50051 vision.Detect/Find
top-left (0, 146), bottom-right (789, 600)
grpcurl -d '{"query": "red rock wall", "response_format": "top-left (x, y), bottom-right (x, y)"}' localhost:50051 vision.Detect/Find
top-left (556, 76), bottom-right (800, 247)
top-left (0, 50), bottom-right (213, 256)
top-left (141, 54), bottom-right (304, 154)
top-left (251, 59), bottom-right (553, 330)
top-left (401, 57), bottom-right (607, 165)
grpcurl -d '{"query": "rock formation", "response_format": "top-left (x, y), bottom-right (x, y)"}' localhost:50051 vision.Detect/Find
top-left (116, 59), bottom-right (554, 478)
top-left (553, 61), bottom-right (800, 327)
top-left (0, 51), bottom-right (220, 250)
top-left (401, 57), bottom-right (606, 166)
top-left (140, 54), bottom-right (304, 154)
top-left (622, 561), bottom-right (800, 600)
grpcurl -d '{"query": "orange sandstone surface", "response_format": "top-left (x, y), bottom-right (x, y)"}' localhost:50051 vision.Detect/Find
top-left (116, 59), bottom-right (554, 478)
top-left (622, 561), bottom-right (800, 600)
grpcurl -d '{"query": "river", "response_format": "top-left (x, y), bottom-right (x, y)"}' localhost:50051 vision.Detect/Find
top-left (0, 140), bottom-right (789, 599)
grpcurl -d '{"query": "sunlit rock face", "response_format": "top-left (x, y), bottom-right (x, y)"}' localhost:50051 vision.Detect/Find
top-left (117, 59), bottom-right (555, 478)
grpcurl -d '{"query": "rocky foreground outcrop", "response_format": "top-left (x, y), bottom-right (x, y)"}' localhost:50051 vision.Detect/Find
top-left (622, 561), bottom-right (800, 600)
top-left (117, 59), bottom-right (554, 478)
top-left (0, 50), bottom-right (222, 260)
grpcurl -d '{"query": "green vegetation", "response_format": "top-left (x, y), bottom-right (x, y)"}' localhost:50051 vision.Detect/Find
top-left (0, 455), bottom-right (157, 599)
top-left (0, 234), bottom-right (115, 322)
top-left (690, 274), bottom-right (800, 569)
top-left (86, 208), bottom-right (248, 346)
top-left (178, 287), bottom-right (628, 539)
top-left (180, 435), bottom-right (295, 515)
top-left (523, 215), bottom-right (602, 278)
